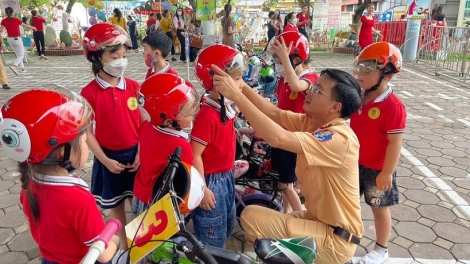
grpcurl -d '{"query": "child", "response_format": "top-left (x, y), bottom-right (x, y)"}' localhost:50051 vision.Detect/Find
top-left (0, 89), bottom-right (119, 264)
top-left (142, 31), bottom-right (178, 79)
top-left (268, 31), bottom-right (318, 214)
top-left (81, 23), bottom-right (141, 263)
top-left (190, 44), bottom-right (244, 248)
top-left (132, 73), bottom-right (204, 217)
top-left (350, 42), bottom-right (406, 264)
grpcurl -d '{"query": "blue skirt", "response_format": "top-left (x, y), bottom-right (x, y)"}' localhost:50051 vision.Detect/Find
top-left (91, 145), bottom-right (137, 209)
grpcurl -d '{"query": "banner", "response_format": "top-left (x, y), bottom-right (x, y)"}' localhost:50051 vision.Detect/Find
top-left (125, 194), bottom-right (180, 264)
top-left (406, 0), bottom-right (431, 19)
top-left (196, 0), bottom-right (216, 21)
top-left (0, 0), bottom-right (21, 18)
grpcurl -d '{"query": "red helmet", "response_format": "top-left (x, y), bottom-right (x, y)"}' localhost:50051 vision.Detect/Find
top-left (83, 23), bottom-right (129, 59)
top-left (138, 73), bottom-right (199, 127)
top-left (0, 88), bottom-right (93, 163)
top-left (194, 44), bottom-right (245, 90)
top-left (356, 42), bottom-right (402, 73)
top-left (267, 31), bottom-right (309, 60)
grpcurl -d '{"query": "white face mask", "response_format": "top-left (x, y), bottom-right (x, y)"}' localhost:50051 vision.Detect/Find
top-left (276, 64), bottom-right (286, 77)
top-left (102, 58), bottom-right (128, 77)
top-left (177, 11), bottom-right (182, 15)
top-left (292, 19), bottom-right (298, 25)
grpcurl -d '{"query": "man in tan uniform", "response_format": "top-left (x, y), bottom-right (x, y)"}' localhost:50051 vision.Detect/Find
top-left (211, 63), bottom-right (364, 264)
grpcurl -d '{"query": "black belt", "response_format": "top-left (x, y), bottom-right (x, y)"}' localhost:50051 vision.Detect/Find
top-left (330, 226), bottom-right (361, 245)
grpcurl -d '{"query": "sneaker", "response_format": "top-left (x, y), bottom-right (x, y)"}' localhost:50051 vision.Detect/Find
top-left (9, 66), bottom-right (18, 76)
top-left (21, 68), bottom-right (26, 73)
top-left (359, 249), bottom-right (389, 264)
top-left (112, 249), bottom-right (129, 264)
top-left (2, 84), bottom-right (10, 89)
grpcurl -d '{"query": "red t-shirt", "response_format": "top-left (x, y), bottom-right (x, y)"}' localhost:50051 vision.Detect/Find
top-left (81, 76), bottom-right (140, 150)
top-left (134, 121), bottom-right (194, 204)
top-left (350, 88), bottom-right (407, 170)
top-left (296, 13), bottom-right (309, 28)
top-left (283, 24), bottom-right (299, 33)
top-left (32, 16), bottom-right (46, 31)
top-left (145, 64), bottom-right (178, 79)
top-left (1, 17), bottom-right (22, 37)
top-left (147, 18), bottom-right (157, 27)
top-left (277, 70), bottom-right (319, 113)
top-left (190, 98), bottom-right (236, 174)
top-left (20, 175), bottom-right (105, 264)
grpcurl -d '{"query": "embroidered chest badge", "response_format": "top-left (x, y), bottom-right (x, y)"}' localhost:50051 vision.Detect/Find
top-left (368, 107), bottom-right (380, 120)
top-left (313, 130), bottom-right (333, 142)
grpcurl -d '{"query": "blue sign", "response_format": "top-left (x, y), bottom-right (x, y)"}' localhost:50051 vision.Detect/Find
top-left (380, 11), bottom-right (393, 22)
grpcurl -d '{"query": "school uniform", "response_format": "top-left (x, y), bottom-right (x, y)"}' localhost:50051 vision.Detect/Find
top-left (81, 75), bottom-right (140, 209)
top-left (132, 121), bottom-right (193, 216)
top-left (190, 96), bottom-right (236, 248)
top-left (145, 62), bottom-right (178, 79)
top-left (21, 175), bottom-right (107, 264)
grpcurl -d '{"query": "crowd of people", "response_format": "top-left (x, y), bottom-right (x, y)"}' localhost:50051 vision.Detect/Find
top-left (0, 4), bottom-right (408, 264)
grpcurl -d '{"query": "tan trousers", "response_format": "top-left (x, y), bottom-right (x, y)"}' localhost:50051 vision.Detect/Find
top-left (240, 205), bottom-right (355, 264)
top-left (0, 58), bottom-right (8, 85)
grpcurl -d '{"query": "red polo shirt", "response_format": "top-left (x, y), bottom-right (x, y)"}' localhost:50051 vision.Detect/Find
top-left (190, 97), bottom-right (236, 174)
top-left (283, 24), bottom-right (298, 33)
top-left (1, 17), bottom-right (22, 37)
top-left (147, 18), bottom-right (157, 27)
top-left (350, 87), bottom-right (407, 170)
top-left (20, 175), bottom-right (105, 263)
top-left (277, 70), bottom-right (319, 113)
top-left (134, 121), bottom-right (194, 204)
top-left (81, 76), bottom-right (140, 150)
top-left (296, 13), bottom-right (309, 28)
top-left (145, 63), bottom-right (178, 79)
top-left (32, 16), bottom-right (46, 31)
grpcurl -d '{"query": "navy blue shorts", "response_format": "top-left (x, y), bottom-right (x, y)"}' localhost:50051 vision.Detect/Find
top-left (91, 145), bottom-right (137, 209)
top-left (359, 164), bottom-right (399, 207)
top-left (271, 147), bottom-right (298, 184)
top-left (191, 170), bottom-right (236, 248)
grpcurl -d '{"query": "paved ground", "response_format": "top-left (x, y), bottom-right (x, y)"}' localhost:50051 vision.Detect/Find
top-left (0, 51), bottom-right (470, 264)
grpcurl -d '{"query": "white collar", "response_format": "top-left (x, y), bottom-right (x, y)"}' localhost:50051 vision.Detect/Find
top-left (284, 69), bottom-right (313, 84)
top-left (32, 174), bottom-right (90, 191)
top-left (204, 95), bottom-right (237, 120)
top-left (151, 62), bottom-right (171, 74)
top-left (96, 74), bottom-right (125, 90)
top-left (373, 86), bottom-right (393, 103)
top-left (155, 125), bottom-right (189, 140)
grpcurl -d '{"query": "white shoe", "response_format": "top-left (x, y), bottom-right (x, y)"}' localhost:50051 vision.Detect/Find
top-left (359, 249), bottom-right (389, 264)
top-left (112, 249), bottom-right (129, 264)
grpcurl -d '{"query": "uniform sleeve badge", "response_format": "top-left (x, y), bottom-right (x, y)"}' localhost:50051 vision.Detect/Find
top-left (313, 130), bottom-right (334, 142)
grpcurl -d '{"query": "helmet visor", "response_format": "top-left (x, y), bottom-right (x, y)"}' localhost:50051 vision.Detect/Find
top-left (353, 59), bottom-right (381, 75)
top-left (177, 85), bottom-right (200, 118)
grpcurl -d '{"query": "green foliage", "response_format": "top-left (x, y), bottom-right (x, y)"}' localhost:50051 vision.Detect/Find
top-left (60, 29), bottom-right (73, 47)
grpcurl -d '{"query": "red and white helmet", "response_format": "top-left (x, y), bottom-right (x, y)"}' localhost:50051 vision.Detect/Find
top-left (267, 31), bottom-right (309, 60)
top-left (0, 88), bottom-right (93, 164)
top-left (138, 73), bottom-right (199, 127)
top-left (83, 23), bottom-right (129, 59)
top-left (194, 44), bottom-right (245, 90)
top-left (153, 161), bottom-right (205, 214)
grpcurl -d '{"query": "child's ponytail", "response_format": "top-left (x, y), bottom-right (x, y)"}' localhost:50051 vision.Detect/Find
top-left (19, 162), bottom-right (40, 223)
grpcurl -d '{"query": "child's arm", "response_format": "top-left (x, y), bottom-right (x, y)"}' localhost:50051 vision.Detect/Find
top-left (86, 125), bottom-right (126, 174)
top-left (191, 140), bottom-right (216, 211)
top-left (376, 133), bottom-right (403, 191)
top-left (271, 38), bottom-right (310, 92)
top-left (97, 235), bottom-right (119, 263)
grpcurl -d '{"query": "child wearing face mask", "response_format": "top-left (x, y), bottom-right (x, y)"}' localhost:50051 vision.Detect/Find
top-left (81, 23), bottom-right (141, 264)
top-left (142, 31), bottom-right (178, 79)
top-left (283, 12), bottom-right (299, 33)
top-left (268, 32), bottom-right (318, 214)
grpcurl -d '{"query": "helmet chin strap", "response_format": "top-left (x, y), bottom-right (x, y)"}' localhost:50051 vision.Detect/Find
top-left (41, 143), bottom-right (76, 173)
top-left (364, 69), bottom-right (394, 95)
top-left (218, 92), bottom-right (227, 125)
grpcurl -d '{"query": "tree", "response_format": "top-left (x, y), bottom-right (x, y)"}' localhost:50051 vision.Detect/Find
top-left (65, 0), bottom-right (89, 14)
top-left (352, 0), bottom-right (371, 25)
top-left (20, 0), bottom-right (51, 9)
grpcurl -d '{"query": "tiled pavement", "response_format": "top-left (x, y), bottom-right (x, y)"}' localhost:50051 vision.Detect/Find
top-left (0, 51), bottom-right (470, 263)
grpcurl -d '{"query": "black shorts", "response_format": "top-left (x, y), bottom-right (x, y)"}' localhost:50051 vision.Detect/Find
top-left (271, 147), bottom-right (297, 184)
top-left (359, 164), bottom-right (399, 207)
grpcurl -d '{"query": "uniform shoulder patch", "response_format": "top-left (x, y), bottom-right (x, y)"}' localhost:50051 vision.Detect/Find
top-left (312, 130), bottom-right (333, 142)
